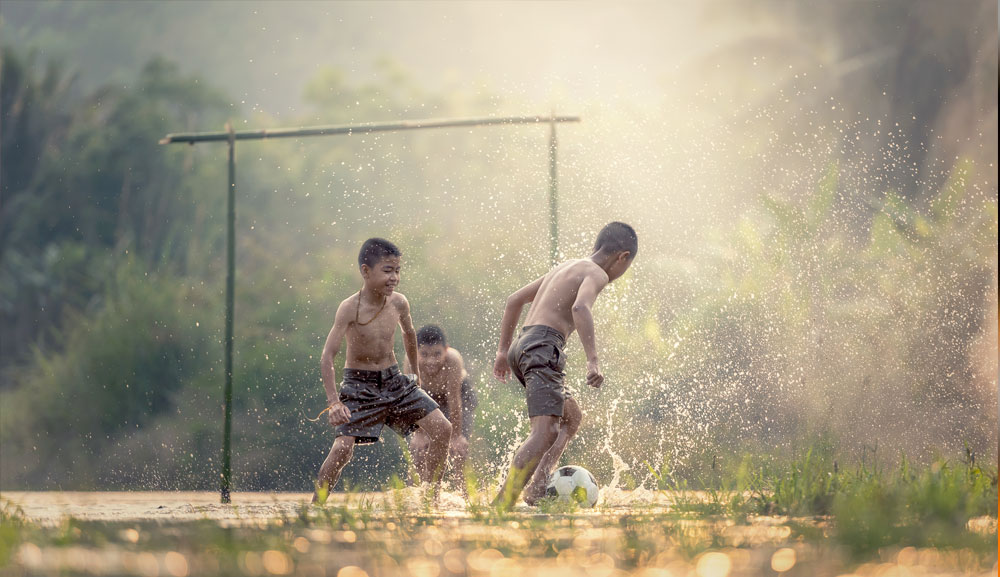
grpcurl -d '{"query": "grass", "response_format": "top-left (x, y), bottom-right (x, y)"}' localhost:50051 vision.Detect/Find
top-left (1, 449), bottom-right (996, 576)
top-left (0, 500), bottom-right (30, 566)
top-left (647, 446), bottom-right (997, 558)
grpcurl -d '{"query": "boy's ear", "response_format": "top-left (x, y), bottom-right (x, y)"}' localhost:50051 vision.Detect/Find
top-left (618, 251), bottom-right (632, 263)
top-left (360, 264), bottom-right (371, 278)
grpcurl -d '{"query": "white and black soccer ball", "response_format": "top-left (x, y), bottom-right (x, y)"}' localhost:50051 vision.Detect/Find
top-left (544, 465), bottom-right (600, 507)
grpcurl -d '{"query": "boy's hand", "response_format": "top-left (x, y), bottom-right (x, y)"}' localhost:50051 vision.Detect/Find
top-left (493, 352), bottom-right (510, 382)
top-left (450, 434), bottom-right (468, 454)
top-left (326, 400), bottom-right (351, 427)
top-left (586, 360), bottom-right (604, 389)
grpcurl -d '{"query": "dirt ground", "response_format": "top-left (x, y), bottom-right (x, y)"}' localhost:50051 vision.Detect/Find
top-left (2, 491), bottom-right (323, 525)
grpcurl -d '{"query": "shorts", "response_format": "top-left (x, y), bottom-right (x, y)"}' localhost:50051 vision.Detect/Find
top-left (432, 377), bottom-right (478, 438)
top-left (335, 365), bottom-right (440, 445)
top-left (507, 325), bottom-right (570, 418)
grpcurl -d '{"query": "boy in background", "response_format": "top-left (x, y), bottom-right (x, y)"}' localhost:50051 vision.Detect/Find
top-left (406, 325), bottom-right (478, 486)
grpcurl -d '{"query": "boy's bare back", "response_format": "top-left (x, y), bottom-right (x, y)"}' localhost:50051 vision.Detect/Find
top-left (494, 223), bottom-right (637, 392)
top-left (522, 259), bottom-right (609, 339)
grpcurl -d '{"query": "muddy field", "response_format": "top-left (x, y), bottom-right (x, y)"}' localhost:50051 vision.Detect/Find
top-left (1, 490), bottom-right (996, 577)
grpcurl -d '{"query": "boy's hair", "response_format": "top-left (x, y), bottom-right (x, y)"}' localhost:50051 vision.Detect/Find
top-left (416, 324), bottom-right (447, 347)
top-left (593, 222), bottom-right (638, 257)
top-left (358, 238), bottom-right (402, 269)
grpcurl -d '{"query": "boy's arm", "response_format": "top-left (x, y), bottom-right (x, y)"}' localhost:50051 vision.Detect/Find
top-left (321, 301), bottom-right (353, 425)
top-left (397, 294), bottom-right (420, 384)
top-left (493, 275), bottom-right (545, 381)
top-left (572, 270), bottom-right (609, 388)
top-left (445, 349), bottom-right (465, 437)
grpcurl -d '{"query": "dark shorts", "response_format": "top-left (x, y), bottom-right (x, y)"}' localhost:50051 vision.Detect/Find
top-left (507, 325), bottom-right (570, 417)
top-left (335, 365), bottom-right (440, 445)
top-left (431, 377), bottom-right (478, 438)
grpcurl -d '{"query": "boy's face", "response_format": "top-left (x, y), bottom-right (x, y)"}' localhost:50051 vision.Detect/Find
top-left (417, 343), bottom-right (447, 374)
top-left (607, 251), bottom-right (633, 282)
top-left (361, 256), bottom-right (401, 294)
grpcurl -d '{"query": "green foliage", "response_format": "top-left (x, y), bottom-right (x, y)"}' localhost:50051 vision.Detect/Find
top-left (0, 49), bottom-right (229, 370)
top-left (0, 260), bottom-right (204, 487)
top-left (767, 447), bottom-right (840, 516)
top-left (0, 500), bottom-right (30, 567)
top-left (831, 457), bottom-right (998, 556)
top-left (642, 443), bottom-right (998, 557)
top-left (733, 449), bottom-right (998, 556)
top-left (1, 39), bottom-right (996, 494)
top-left (607, 156), bottom-right (997, 484)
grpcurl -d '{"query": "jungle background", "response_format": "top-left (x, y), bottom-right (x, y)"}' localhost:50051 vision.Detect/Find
top-left (1, 0), bottom-right (996, 491)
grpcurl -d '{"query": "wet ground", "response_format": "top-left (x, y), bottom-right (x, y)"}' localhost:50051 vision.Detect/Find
top-left (3, 491), bottom-right (313, 525)
top-left (1, 490), bottom-right (996, 577)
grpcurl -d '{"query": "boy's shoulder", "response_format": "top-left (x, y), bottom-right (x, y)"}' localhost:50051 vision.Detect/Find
top-left (554, 257), bottom-right (597, 269)
top-left (334, 291), bottom-right (361, 315)
top-left (446, 346), bottom-right (464, 365)
top-left (555, 258), bottom-right (608, 280)
top-left (384, 291), bottom-right (412, 320)
top-left (389, 291), bottom-right (410, 308)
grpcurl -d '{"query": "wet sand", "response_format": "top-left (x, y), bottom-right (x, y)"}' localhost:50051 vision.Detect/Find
top-left (1, 491), bottom-right (314, 525)
top-left (1, 487), bottom-right (676, 525)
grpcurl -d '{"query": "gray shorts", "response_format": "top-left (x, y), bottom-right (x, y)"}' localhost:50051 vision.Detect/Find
top-left (335, 365), bottom-right (440, 444)
top-left (507, 325), bottom-right (570, 417)
top-left (431, 377), bottom-right (478, 437)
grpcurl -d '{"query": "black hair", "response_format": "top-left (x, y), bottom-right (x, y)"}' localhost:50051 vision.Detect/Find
top-left (593, 222), bottom-right (638, 257)
top-left (358, 237), bottom-right (402, 270)
top-left (416, 325), bottom-right (447, 347)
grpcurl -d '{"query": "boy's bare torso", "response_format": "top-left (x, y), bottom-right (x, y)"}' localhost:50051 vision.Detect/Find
top-left (342, 292), bottom-right (405, 370)
top-left (523, 259), bottom-right (609, 338)
top-left (420, 348), bottom-right (466, 398)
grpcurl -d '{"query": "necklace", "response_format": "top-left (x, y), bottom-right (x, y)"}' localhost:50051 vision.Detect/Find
top-left (355, 290), bottom-right (387, 326)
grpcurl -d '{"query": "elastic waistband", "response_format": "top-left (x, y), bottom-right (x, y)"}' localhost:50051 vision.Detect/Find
top-left (520, 325), bottom-right (567, 346)
top-left (343, 365), bottom-right (401, 383)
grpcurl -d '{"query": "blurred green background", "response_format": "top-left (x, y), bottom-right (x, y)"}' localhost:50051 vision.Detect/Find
top-left (1, 0), bottom-right (996, 491)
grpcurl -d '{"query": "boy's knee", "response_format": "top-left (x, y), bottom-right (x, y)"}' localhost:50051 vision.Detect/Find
top-left (423, 411), bottom-right (452, 441)
top-left (332, 437), bottom-right (355, 459)
top-left (562, 400), bottom-right (582, 433)
top-left (410, 432), bottom-right (429, 452)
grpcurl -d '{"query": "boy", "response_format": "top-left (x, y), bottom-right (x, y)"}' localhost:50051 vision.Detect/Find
top-left (405, 325), bottom-right (478, 485)
top-left (315, 238), bottom-right (452, 498)
top-left (492, 222), bottom-right (638, 511)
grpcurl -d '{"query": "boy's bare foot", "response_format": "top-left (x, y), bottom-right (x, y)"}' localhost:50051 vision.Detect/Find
top-left (491, 492), bottom-right (516, 513)
top-left (312, 481), bottom-right (331, 505)
top-left (522, 479), bottom-right (548, 506)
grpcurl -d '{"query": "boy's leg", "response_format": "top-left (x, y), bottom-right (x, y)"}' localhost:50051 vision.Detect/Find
top-left (522, 397), bottom-right (582, 505)
top-left (447, 436), bottom-right (470, 488)
top-left (491, 414), bottom-right (560, 512)
top-left (408, 429), bottom-right (430, 483)
top-left (313, 435), bottom-right (356, 502)
top-left (447, 385), bottom-right (476, 488)
top-left (414, 409), bottom-right (452, 486)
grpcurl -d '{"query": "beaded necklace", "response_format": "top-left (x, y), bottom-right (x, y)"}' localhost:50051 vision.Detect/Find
top-left (355, 290), bottom-right (387, 326)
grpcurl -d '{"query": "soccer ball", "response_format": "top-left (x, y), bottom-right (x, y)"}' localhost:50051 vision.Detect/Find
top-left (544, 465), bottom-right (600, 507)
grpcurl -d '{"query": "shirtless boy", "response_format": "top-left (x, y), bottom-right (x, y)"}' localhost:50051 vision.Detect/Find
top-left (405, 325), bottom-right (478, 485)
top-left (315, 238), bottom-right (452, 498)
top-left (492, 222), bottom-right (638, 511)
